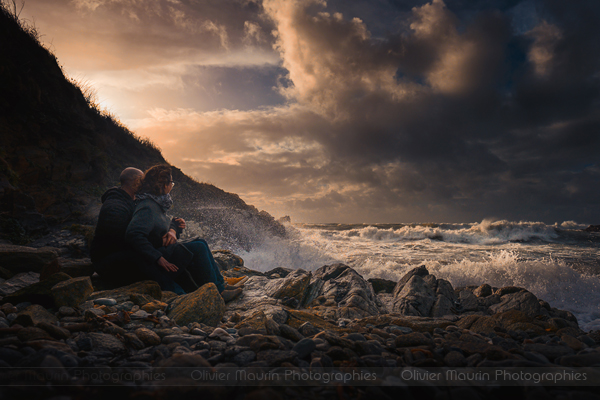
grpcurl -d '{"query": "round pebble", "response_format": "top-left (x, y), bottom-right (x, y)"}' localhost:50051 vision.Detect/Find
top-left (93, 298), bottom-right (117, 306)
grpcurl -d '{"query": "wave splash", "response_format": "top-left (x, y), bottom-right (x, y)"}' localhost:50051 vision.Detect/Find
top-left (302, 219), bottom-right (590, 245)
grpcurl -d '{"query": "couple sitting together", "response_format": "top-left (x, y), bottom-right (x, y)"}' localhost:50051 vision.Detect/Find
top-left (90, 165), bottom-right (244, 302)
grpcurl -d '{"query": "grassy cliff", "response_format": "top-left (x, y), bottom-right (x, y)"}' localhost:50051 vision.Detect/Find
top-left (0, 3), bottom-right (284, 249)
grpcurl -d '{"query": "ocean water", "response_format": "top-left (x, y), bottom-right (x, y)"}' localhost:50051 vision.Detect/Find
top-left (237, 220), bottom-right (600, 331)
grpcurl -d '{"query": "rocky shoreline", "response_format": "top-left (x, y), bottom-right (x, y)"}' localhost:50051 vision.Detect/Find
top-left (0, 239), bottom-right (599, 399)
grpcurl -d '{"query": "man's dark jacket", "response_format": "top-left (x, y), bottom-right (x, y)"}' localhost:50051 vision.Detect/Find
top-left (90, 187), bottom-right (135, 263)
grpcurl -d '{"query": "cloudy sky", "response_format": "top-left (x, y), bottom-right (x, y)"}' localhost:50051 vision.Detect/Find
top-left (20, 0), bottom-right (600, 223)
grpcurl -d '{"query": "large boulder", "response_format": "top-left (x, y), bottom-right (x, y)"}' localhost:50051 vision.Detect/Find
top-left (302, 264), bottom-right (382, 320)
top-left (392, 274), bottom-right (436, 316)
top-left (87, 280), bottom-right (162, 303)
top-left (391, 266), bottom-right (457, 318)
top-left (167, 283), bottom-right (225, 327)
top-left (0, 272), bottom-right (72, 307)
top-left (489, 290), bottom-right (543, 318)
top-left (0, 245), bottom-right (58, 274)
top-left (265, 269), bottom-right (311, 301)
top-left (222, 276), bottom-right (286, 323)
top-left (212, 250), bottom-right (244, 271)
top-left (51, 277), bottom-right (94, 307)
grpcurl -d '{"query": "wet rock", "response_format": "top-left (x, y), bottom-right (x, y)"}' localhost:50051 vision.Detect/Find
top-left (12, 304), bottom-right (58, 327)
top-left (57, 258), bottom-right (94, 278)
top-left (141, 300), bottom-right (167, 313)
top-left (494, 286), bottom-right (525, 296)
top-left (292, 338), bottom-right (316, 359)
top-left (0, 271), bottom-right (40, 296)
top-left (135, 328), bottom-right (161, 346)
top-left (234, 310), bottom-right (267, 332)
top-left (87, 332), bottom-right (127, 354)
top-left (154, 354), bottom-right (211, 378)
top-left (368, 278), bottom-right (397, 294)
top-left (265, 317), bottom-right (281, 336)
top-left (0, 245), bottom-right (58, 274)
top-left (298, 321), bottom-right (321, 337)
top-left (431, 295), bottom-right (454, 318)
top-left (392, 274), bottom-right (436, 316)
top-left (468, 316), bottom-right (501, 334)
top-left (51, 277), bottom-right (94, 308)
top-left (395, 332), bottom-right (434, 347)
top-left (37, 322), bottom-right (70, 340)
top-left (561, 335), bottom-right (586, 352)
top-left (256, 349), bottom-right (297, 366)
top-left (212, 250), bottom-right (244, 271)
top-left (473, 284), bottom-right (493, 297)
top-left (167, 283), bottom-right (225, 327)
top-left (303, 264), bottom-right (381, 320)
top-left (1, 272), bottom-right (71, 307)
top-left (286, 310), bottom-right (344, 334)
top-left (209, 328), bottom-right (234, 342)
top-left (233, 350), bottom-right (256, 366)
top-left (17, 326), bottom-right (54, 341)
top-left (444, 351), bottom-right (467, 367)
top-left (266, 269), bottom-right (311, 302)
top-left (93, 298), bottom-right (117, 306)
top-left (279, 324), bottom-right (304, 342)
top-left (88, 280), bottom-right (162, 303)
top-left (490, 291), bottom-right (542, 318)
top-left (556, 352), bottom-right (600, 367)
top-left (457, 289), bottom-right (479, 312)
top-left (522, 344), bottom-right (574, 361)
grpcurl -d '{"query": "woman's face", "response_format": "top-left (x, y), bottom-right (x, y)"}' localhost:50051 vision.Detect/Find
top-left (163, 175), bottom-right (174, 195)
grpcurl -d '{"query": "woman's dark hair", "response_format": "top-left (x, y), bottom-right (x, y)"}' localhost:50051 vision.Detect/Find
top-left (139, 165), bottom-right (172, 195)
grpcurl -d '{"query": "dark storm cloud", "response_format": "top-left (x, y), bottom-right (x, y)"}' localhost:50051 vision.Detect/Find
top-left (23, 0), bottom-right (600, 222)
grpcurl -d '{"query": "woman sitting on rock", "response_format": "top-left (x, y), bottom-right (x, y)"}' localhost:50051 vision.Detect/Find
top-left (125, 164), bottom-right (243, 302)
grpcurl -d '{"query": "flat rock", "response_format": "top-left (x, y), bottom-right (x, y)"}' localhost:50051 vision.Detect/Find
top-left (88, 280), bottom-right (162, 303)
top-left (12, 304), bottom-right (58, 327)
top-left (167, 283), bottom-right (225, 327)
top-left (56, 258), bottom-right (94, 278)
top-left (1, 272), bottom-right (72, 307)
top-left (0, 245), bottom-right (58, 273)
top-left (51, 277), bottom-right (94, 308)
top-left (356, 315), bottom-right (454, 333)
top-left (0, 272), bottom-right (40, 296)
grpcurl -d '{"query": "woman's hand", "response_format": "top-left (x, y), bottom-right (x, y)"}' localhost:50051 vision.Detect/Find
top-left (174, 218), bottom-right (186, 230)
top-left (157, 257), bottom-right (178, 272)
top-left (162, 229), bottom-right (178, 246)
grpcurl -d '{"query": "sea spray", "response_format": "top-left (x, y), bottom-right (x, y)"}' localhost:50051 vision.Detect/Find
top-left (234, 220), bottom-right (600, 331)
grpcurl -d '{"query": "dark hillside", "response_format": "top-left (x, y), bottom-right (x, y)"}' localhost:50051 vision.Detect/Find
top-left (0, 4), bottom-right (284, 249)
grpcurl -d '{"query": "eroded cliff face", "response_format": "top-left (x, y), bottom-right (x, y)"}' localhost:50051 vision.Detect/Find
top-left (0, 6), bottom-right (284, 249)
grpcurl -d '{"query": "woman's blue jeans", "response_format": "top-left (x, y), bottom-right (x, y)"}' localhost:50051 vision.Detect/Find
top-left (181, 239), bottom-right (225, 293)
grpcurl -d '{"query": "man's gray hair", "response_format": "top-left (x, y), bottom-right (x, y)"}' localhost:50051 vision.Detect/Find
top-left (119, 167), bottom-right (143, 185)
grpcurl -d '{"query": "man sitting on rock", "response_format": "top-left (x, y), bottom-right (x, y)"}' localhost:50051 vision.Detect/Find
top-left (90, 167), bottom-right (185, 294)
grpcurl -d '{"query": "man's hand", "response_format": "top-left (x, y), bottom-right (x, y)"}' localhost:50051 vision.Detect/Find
top-left (162, 229), bottom-right (178, 246)
top-left (157, 257), bottom-right (178, 272)
top-left (174, 218), bottom-right (186, 230)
